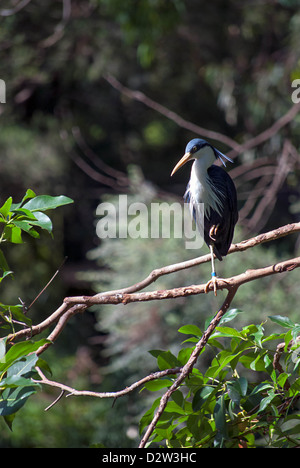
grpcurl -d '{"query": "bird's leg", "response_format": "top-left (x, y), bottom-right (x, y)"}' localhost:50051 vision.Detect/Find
top-left (204, 244), bottom-right (218, 296)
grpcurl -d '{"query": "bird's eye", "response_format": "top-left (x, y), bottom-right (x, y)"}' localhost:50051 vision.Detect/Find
top-left (192, 145), bottom-right (198, 153)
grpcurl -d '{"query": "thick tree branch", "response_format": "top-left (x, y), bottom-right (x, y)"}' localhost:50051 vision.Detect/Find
top-left (68, 221), bottom-right (300, 300)
top-left (62, 256), bottom-right (300, 307)
top-left (8, 222), bottom-right (300, 348)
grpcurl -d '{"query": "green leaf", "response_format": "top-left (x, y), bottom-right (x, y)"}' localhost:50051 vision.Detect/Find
top-left (10, 220), bottom-right (39, 238)
top-left (250, 351), bottom-right (267, 371)
top-left (0, 374), bottom-right (39, 389)
top-left (0, 385), bottom-right (38, 416)
top-left (227, 384), bottom-right (241, 405)
top-left (144, 379), bottom-right (173, 391)
top-left (291, 325), bottom-right (300, 342)
top-left (209, 350), bottom-right (244, 379)
top-left (0, 197), bottom-right (12, 218)
top-left (239, 352), bottom-right (266, 371)
top-left (7, 354), bottom-right (38, 378)
top-left (269, 315), bottom-right (295, 328)
top-left (164, 400), bottom-right (186, 415)
top-left (214, 394), bottom-right (228, 440)
top-left (0, 338), bottom-right (7, 360)
top-left (177, 346), bottom-right (193, 365)
top-left (11, 208), bottom-right (37, 219)
top-left (157, 351), bottom-right (181, 371)
top-left (214, 326), bottom-right (244, 339)
top-left (262, 332), bottom-right (286, 344)
top-left (139, 397), bottom-right (161, 434)
top-left (35, 357), bottom-right (52, 376)
top-left (248, 382), bottom-right (273, 397)
top-left (0, 271), bottom-right (14, 283)
top-left (227, 377), bottom-right (248, 405)
top-left (3, 413), bottom-right (15, 431)
top-left (258, 390), bottom-right (276, 413)
top-left (0, 249), bottom-right (10, 273)
top-left (4, 340), bottom-right (47, 362)
top-left (148, 349), bottom-right (164, 359)
top-left (277, 372), bottom-right (290, 389)
top-left (11, 189), bottom-right (36, 211)
top-left (171, 389), bottom-right (184, 407)
top-left (178, 324), bottom-right (202, 337)
top-left (192, 386), bottom-right (215, 411)
top-left (2, 225), bottom-right (23, 244)
top-left (219, 308), bottom-right (244, 324)
top-left (0, 340), bottom-right (48, 373)
top-left (22, 195), bottom-right (73, 212)
top-left (186, 413), bottom-right (202, 440)
top-left (250, 324), bottom-right (265, 347)
top-left (22, 189), bottom-right (36, 203)
top-left (25, 211), bottom-right (53, 233)
top-left (0, 304), bottom-right (32, 327)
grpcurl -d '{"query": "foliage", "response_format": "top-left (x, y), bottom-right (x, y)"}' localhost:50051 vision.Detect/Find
top-left (0, 190), bottom-right (73, 430)
top-left (141, 311), bottom-right (300, 448)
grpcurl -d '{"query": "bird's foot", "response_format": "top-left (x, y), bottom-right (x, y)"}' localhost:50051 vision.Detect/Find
top-left (204, 273), bottom-right (218, 296)
top-left (205, 275), bottom-right (231, 296)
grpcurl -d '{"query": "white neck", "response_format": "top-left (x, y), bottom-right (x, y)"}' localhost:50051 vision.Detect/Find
top-left (189, 145), bottom-right (223, 217)
top-left (191, 145), bottom-right (215, 182)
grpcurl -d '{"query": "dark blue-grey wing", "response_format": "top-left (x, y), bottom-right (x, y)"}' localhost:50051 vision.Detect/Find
top-left (206, 165), bottom-right (238, 259)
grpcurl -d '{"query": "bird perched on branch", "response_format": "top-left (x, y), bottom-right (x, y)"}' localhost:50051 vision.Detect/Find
top-left (171, 138), bottom-right (238, 295)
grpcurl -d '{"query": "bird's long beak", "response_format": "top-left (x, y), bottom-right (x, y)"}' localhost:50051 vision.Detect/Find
top-left (171, 152), bottom-right (192, 176)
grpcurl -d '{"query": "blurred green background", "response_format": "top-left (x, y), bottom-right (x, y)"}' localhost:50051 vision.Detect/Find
top-left (0, 0), bottom-right (299, 448)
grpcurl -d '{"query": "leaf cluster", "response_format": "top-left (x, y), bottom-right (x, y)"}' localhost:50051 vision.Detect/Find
top-left (0, 190), bottom-right (73, 331)
top-left (0, 337), bottom-right (49, 430)
top-left (0, 190), bottom-right (73, 429)
top-left (141, 310), bottom-right (300, 448)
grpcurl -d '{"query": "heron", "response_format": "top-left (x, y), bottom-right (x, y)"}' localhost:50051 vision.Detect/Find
top-left (171, 138), bottom-right (238, 295)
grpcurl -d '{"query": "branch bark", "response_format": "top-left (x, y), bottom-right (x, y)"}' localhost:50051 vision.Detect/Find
top-left (67, 221), bottom-right (300, 300)
top-left (62, 256), bottom-right (300, 307)
top-left (8, 222), bottom-right (300, 346)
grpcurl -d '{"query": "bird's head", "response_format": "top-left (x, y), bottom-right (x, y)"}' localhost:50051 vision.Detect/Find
top-left (171, 138), bottom-right (233, 176)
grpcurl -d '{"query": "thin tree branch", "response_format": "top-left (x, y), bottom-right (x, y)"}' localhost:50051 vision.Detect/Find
top-left (227, 103), bottom-right (300, 158)
top-left (34, 366), bottom-right (182, 402)
top-left (139, 285), bottom-right (238, 448)
top-left (104, 74), bottom-right (242, 152)
top-left (44, 390), bottom-right (66, 412)
top-left (104, 74), bottom-right (300, 158)
top-left (246, 139), bottom-right (296, 232)
top-left (27, 257), bottom-right (68, 311)
top-left (38, 0), bottom-right (71, 48)
top-left (0, 0), bottom-right (32, 16)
